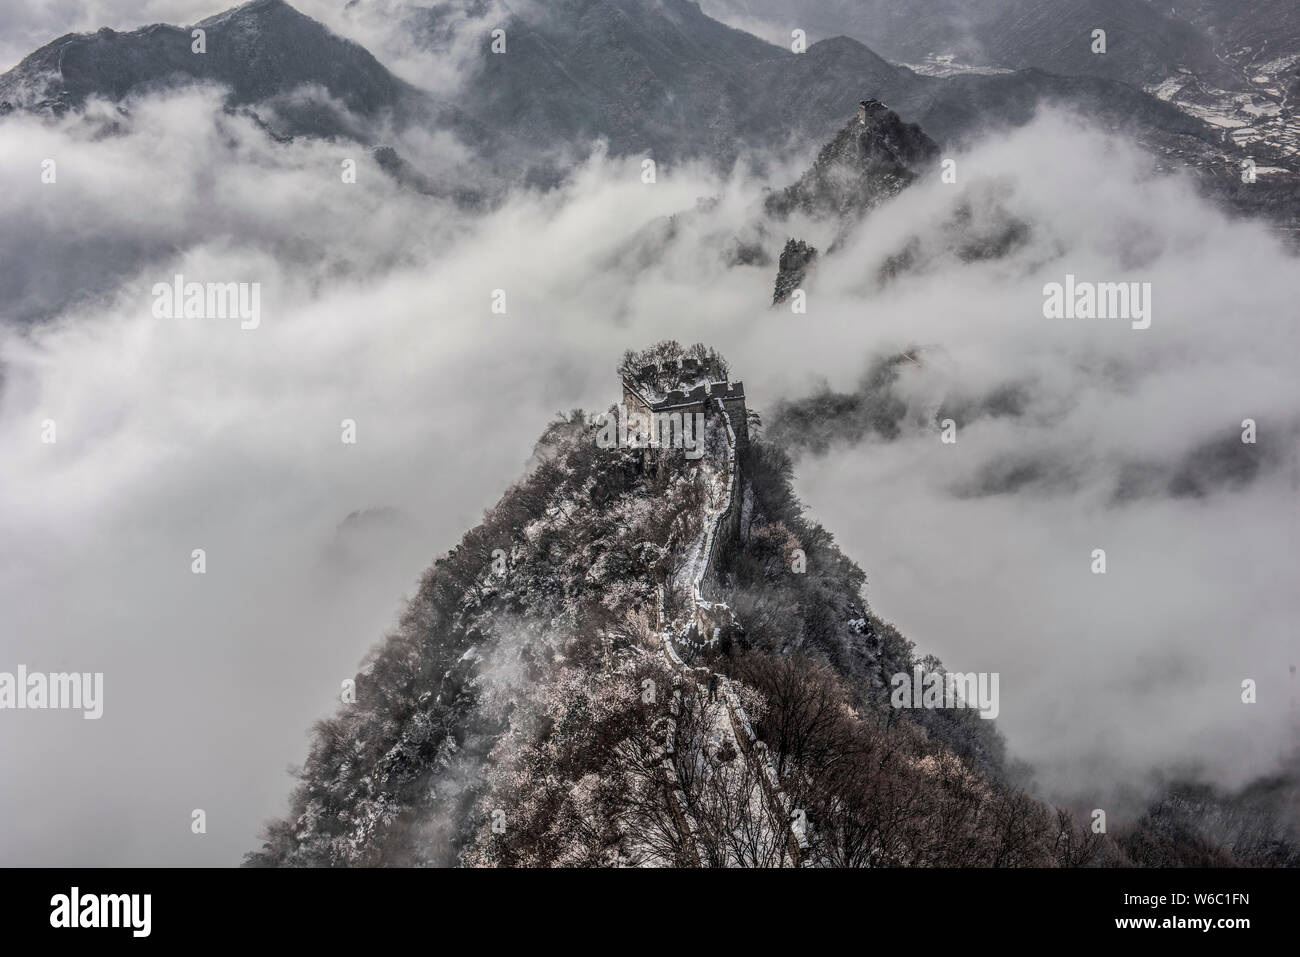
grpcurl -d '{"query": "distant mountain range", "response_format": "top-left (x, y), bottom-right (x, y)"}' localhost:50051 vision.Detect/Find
top-left (0, 0), bottom-right (496, 145)
top-left (0, 1), bottom-right (404, 113)
top-left (705, 0), bottom-right (1300, 181)
top-left (704, 0), bottom-right (1300, 90)
top-left (0, 0), bottom-right (1263, 167)
top-left (0, 0), bottom-right (1295, 300)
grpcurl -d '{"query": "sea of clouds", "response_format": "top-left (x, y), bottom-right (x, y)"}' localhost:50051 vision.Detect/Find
top-left (1, 1), bottom-right (1297, 865)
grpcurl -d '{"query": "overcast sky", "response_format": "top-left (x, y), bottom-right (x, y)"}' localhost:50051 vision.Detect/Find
top-left (1, 1), bottom-right (1296, 864)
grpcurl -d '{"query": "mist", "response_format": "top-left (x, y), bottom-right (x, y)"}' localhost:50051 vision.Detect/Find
top-left (0, 60), bottom-right (1296, 864)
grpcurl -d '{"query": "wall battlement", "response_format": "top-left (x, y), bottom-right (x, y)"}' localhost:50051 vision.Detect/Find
top-left (621, 362), bottom-right (747, 446)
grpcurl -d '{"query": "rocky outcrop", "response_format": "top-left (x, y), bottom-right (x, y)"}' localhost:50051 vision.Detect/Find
top-left (768, 99), bottom-right (937, 304)
top-left (772, 239), bottom-right (817, 305)
top-left (765, 99), bottom-right (940, 222)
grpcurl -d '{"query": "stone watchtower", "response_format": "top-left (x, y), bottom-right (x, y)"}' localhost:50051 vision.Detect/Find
top-left (621, 358), bottom-right (748, 447)
top-left (858, 98), bottom-right (886, 124)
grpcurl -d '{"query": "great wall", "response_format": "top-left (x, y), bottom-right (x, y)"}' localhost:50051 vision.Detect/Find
top-left (642, 369), bottom-right (807, 867)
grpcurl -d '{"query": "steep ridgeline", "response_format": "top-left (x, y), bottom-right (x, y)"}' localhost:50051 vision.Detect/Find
top-left (247, 341), bottom-right (1101, 869)
top-left (244, 341), bottom-right (1294, 867)
top-left (630, 359), bottom-right (806, 864)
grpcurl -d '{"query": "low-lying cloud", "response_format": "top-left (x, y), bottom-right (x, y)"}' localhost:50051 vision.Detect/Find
top-left (0, 80), bottom-right (1295, 863)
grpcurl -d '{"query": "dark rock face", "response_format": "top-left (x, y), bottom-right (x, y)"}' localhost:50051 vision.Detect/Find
top-left (773, 239), bottom-right (817, 305)
top-left (766, 100), bottom-right (940, 221)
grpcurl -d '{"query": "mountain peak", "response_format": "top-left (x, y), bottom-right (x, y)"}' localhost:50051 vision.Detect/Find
top-left (806, 33), bottom-right (897, 67)
top-left (766, 98), bottom-right (940, 221)
top-left (0, 0), bottom-right (407, 119)
top-left (768, 100), bottom-right (940, 303)
top-left (197, 0), bottom-right (299, 28)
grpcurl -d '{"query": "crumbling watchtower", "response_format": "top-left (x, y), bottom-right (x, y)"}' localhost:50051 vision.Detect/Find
top-left (621, 357), bottom-right (747, 447)
top-left (858, 98), bottom-right (887, 124)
